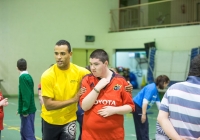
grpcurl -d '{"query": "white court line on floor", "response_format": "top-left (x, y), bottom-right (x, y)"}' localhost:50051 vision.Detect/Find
top-left (9, 102), bottom-right (41, 112)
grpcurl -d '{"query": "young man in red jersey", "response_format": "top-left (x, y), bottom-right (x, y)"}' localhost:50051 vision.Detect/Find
top-left (80, 49), bottom-right (135, 140)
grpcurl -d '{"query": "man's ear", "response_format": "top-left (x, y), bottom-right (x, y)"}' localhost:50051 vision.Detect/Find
top-left (70, 52), bottom-right (73, 56)
top-left (104, 61), bottom-right (109, 66)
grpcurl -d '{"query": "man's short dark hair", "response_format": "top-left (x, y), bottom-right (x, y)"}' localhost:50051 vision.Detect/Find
top-left (90, 49), bottom-right (109, 63)
top-left (188, 55), bottom-right (200, 77)
top-left (17, 58), bottom-right (27, 71)
top-left (55, 40), bottom-right (71, 53)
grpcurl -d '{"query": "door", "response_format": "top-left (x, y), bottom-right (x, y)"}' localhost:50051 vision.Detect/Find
top-left (72, 49), bottom-right (96, 67)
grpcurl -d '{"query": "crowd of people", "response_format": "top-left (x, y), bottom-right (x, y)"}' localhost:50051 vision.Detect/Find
top-left (1, 39), bottom-right (200, 140)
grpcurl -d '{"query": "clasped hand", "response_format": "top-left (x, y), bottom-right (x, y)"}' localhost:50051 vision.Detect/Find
top-left (96, 78), bottom-right (110, 90)
top-left (97, 106), bottom-right (116, 117)
top-left (74, 87), bottom-right (87, 102)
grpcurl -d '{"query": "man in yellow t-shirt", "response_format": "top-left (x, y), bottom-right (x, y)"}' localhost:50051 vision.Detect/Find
top-left (41, 40), bottom-right (90, 140)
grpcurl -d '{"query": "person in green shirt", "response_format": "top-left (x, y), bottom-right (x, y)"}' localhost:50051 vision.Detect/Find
top-left (17, 58), bottom-right (36, 140)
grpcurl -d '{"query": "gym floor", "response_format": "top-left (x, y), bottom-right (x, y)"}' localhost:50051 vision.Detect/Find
top-left (2, 89), bottom-right (158, 140)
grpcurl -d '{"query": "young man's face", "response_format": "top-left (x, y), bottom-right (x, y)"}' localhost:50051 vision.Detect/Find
top-left (54, 45), bottom-right (72, 70)
top-left (89, 58), bottom-right (107, 78)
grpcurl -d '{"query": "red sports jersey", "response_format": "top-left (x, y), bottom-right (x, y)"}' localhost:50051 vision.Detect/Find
top-left (80, 73), bottom-right (135, 140)
top-left (0, 91), bottom-right (4, 130)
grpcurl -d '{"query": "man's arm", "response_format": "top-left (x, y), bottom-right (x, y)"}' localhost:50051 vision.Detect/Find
top-left (43, 90), bottom-right (80, 111)
top-left (157, 110), bottom-right (183, 140)
top-left (81, 78), bottom-right (110, 111)
top-left (141, 101), bottom-right (148, 123)
top-left (156, 101), bottom-right (161, 109)
top-left (81, 88), bottom-right (99, 111)
top-left (97, 79), bottom-right (134, 117)
top-left (97, 105), bottom-right (132, 117)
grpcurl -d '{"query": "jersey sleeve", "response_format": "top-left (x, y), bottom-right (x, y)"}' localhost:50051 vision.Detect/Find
top-left (143, 86), bottom-right (155, 101)
top-left (79, 76), bottom-right (91, 108)
top-left (41, 75), bottom-right (54, 98)
top-left (20, 75), bottom-right (33, 115)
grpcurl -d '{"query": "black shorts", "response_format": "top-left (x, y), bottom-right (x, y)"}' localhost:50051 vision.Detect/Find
top-left (43, 119), bottom-right (76, 140)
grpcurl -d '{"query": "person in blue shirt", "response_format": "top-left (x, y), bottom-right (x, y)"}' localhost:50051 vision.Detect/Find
top-left (132, 75), bottom-right (170, 140)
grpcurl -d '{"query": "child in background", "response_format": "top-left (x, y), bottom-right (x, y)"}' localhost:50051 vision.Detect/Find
top-left (17, 58), bottom-right (36, 140)
top-left (0, 91), bottom-right (9, 140)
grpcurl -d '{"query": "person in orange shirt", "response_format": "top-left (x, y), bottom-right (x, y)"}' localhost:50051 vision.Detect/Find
top-left (0, 91), bottom-right (8, 139)
top-left (77, 65), bottom-right (133, 140)
top-left (80, 49), bottom-right (135, 140)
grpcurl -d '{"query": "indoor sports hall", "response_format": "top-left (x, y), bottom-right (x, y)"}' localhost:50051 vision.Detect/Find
top-left (1, 0), bottom-right (200, 140)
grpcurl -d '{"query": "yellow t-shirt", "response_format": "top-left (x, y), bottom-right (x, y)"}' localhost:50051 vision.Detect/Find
top-left (41, 63), bottom-right (90, 125)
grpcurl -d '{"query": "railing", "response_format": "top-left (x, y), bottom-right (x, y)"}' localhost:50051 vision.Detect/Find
top-left (110, 0), bottom-right (200, 32)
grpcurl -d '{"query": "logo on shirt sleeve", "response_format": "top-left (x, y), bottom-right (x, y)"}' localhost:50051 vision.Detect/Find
top-left (113, 84), bottom-right (122, 90)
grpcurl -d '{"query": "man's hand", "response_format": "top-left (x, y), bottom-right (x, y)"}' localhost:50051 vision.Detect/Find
top-left (74, 87), bottom-right (87, 102)
top-left (125, 81), bottom-right (133, 93)
top-left (95, 78), bottom-right (110, 91)
top-left (0, 98), bottom-right (8, 106)
top-left (74, 89), bottom-right (82, 102)
top-left (80, 87), bottom-right (86, 96)
top-left (23, 114), bottom-right (29, 117)
top-left (141, 114), bottom-right (146, 123)
top-left (4, 101), bottom-right (8, 106)
top-left (98, 106), bottom-right (116, 117)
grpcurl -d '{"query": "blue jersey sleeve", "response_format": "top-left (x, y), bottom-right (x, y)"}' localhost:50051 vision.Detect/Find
top-left (143, 86), bottom-right (155, 101)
